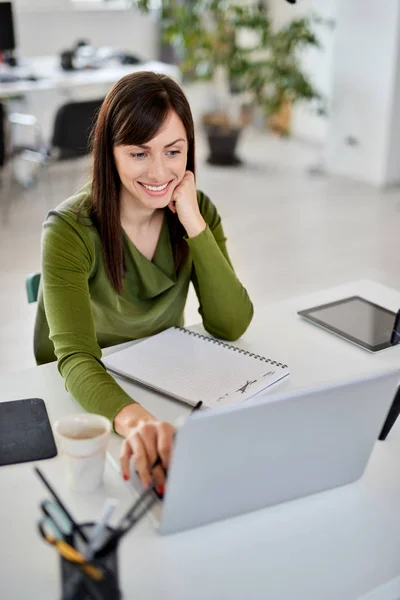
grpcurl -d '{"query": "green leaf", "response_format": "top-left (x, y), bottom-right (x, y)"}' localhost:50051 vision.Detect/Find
top-left (133, 0), bottom-right (330, 125)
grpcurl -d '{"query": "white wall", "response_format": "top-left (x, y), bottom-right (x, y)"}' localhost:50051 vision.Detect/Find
top-left (385, 6), bottom-right (400, 185)
top-left (325, 0), bottom-right (400, 186)
top-left (12, 0), bottom-right (158, 60)
top-left (268, 0), bottom-right (336, 145)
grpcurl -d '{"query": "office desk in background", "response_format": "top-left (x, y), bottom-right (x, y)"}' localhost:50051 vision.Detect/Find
top-left (1, 281), bottom-right (400, 600)
top-left (0, 56), bottom-right (180, 143)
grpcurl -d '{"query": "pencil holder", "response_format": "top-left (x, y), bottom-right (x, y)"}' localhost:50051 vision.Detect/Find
top-left (60, 522), bottom-right (121, 600)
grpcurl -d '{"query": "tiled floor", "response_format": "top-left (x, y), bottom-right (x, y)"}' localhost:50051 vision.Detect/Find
top-left (1, 128), bottom-right (400, 374)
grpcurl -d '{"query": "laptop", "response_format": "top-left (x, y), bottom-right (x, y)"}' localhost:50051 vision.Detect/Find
top-left (108, 367), bottom-right (400, 535)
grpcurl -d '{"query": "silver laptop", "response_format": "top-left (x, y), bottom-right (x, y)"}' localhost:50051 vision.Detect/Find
top-left (112, 368), bottom-right (400, 535)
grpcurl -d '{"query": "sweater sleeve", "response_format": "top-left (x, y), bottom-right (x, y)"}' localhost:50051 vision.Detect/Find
top-left (186, 191), bottom-right (254, 341)
top-left (41, 215), bottom-right (134, 423)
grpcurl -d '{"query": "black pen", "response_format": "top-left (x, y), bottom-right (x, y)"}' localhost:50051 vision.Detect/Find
top-left (150, 401), bottom-right (203, 472)
top-left (97, 487), bottom-right (157, 556)
top-left (34, 467), bottom-right (89, 544)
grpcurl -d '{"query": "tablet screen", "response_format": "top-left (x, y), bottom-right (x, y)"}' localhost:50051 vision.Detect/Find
top-left (298, 296), bottom-right (398, 352)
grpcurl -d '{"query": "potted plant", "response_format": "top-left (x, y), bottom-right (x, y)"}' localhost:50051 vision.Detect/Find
top-left (137, 0), bottom-right (326, 166)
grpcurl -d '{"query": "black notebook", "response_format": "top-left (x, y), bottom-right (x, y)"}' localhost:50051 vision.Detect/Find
top-left (0, 398), bottom-right (57, 466)
top-left (103, 327), bottom-right (290, 409)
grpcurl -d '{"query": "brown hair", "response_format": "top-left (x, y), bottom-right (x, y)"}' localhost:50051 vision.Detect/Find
top-left (90, 71), bottom-right (195, 293)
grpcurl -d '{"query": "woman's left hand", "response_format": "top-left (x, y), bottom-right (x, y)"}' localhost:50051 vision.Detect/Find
top-left (168, 171), bottom-right (206, 238)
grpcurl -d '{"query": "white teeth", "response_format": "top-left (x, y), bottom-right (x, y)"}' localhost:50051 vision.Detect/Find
top-left (142, 182), bottom-right (169, 192)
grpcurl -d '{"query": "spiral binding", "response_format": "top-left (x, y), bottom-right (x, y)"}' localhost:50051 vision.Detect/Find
top-left (174, 327), bottom-right (288, 370)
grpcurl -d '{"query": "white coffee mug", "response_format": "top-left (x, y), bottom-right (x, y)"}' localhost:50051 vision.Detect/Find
top-left (53, 414), bottom-right (111, 493)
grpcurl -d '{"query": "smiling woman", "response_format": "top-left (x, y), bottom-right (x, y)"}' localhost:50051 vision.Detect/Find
top-left (33, 71), bottom-right (254, 490)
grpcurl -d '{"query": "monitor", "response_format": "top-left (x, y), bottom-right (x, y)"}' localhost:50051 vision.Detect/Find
top-left (0, 2), bottom-right (16, 53)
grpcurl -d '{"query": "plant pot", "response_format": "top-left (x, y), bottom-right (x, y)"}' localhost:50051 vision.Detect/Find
top-left (268, 99), bottom-right (292, 136)
top-left (204, 125), bottom-right (242, 167)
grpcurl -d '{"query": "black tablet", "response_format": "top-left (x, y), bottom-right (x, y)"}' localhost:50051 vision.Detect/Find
top-left (298, 296), bottom-right (398, 352)
top-left (0, 398), bottom-right (57, 466)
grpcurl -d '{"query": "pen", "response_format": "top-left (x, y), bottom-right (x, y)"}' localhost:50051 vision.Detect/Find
top-left (150, 400), bottom-right (203, 472)
top-left (85, 498), bottom-right (119, 559)
top-left (98, 486), bottom-right (157, 556)
top-left (34, 467), bottom-right (89, 544)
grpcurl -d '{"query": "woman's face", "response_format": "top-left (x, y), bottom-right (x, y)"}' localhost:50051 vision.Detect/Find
top-left (113, 110), bottom-right (188, 211)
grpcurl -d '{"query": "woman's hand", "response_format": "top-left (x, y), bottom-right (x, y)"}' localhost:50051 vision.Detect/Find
top-left (168, 171), bottom-right (206, 238)
top-left (120, 419), bottom-right (176, 491)
top-left (115, 403), bottom-right (175, 491)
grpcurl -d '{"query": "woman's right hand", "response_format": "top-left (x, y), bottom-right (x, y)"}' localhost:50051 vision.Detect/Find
top-left (120, 419), bottom-right (176, 491)
top-left (114, 403), bottom-right (176, 491)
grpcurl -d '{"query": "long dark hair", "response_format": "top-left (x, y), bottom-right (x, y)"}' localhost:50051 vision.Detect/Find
top-left (90, 71), bottom-right (195, 293)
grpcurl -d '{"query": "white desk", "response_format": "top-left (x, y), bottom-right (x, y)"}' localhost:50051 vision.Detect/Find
top-left (0, 56), bottom-right (180, 143)
top-left (0, 56), bottom-right (180, 98)
top-left (1, 280), bottom-right (400, 600)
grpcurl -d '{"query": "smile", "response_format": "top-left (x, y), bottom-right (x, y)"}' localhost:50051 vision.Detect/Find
top-left (140, 182), bottom-right (170, 192)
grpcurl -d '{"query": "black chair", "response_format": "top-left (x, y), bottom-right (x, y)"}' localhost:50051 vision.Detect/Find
top-left (11, 97), bottom-right (104, 161)
top-left (50, 98), bottom-right (104, 160)
top-left (378, 388), bottom-right (400, 440)
top-left (3, 98), bottom-right (104, 219)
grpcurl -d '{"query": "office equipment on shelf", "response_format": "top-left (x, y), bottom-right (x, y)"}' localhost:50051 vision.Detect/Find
top-left (103, 327), bottom-right (289, 409)
top-left (117, 367), bottom-right (400, 535)
top-left (0, 398), bottom-right (57, 466)
top-left (59, 41), bottom-right (143, 72)
top-left (298, 296), bottom-right (399, 352)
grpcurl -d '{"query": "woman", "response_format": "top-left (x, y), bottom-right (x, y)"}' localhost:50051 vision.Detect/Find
top-left (34, 71), bottom-right (253, 492)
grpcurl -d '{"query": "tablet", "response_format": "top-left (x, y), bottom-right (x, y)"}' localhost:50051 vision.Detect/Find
top-left (0, 398), bottom-right (57, 466)
top-left (298, 296), bottom-right (398, 352)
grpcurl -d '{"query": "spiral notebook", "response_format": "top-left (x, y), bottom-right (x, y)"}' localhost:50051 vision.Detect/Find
top-left (103, 327), bottom-right (289, 409)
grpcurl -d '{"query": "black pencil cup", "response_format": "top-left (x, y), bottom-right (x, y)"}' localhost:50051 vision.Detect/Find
top-left (60, 522), bottom-right (121, 600)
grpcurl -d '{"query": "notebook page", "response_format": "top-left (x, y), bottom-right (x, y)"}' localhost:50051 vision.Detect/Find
top-left (103, 328), bottom-right (289, 408)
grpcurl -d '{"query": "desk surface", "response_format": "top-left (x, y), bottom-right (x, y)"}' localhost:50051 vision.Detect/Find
top-left (0, 56), bottom-right (180, 98)
top-left (1, 280), bottom-right (400, 600)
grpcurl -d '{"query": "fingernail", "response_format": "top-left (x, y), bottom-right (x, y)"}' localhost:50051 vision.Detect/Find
top-left (123, 474), bottom-right (129, 481)
top-left (157, 484), bottom-right (165, 496)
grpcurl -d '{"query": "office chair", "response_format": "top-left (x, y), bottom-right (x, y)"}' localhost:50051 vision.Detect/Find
top-left (4, 98), bottom-right (104, 217)
top-left (0, 101), bottom-right (19, 223)
top-left (49, 98), bottom-right (104, 160)
top-left (26, 272), bottom-right (41, 304)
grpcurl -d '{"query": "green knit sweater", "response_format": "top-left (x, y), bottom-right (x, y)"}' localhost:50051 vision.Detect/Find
top-left (34, 183), bottom-right (253, 423)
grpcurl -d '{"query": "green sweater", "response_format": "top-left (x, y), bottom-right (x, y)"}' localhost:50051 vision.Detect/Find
top-left (34, 183), bottom-right (254, 423)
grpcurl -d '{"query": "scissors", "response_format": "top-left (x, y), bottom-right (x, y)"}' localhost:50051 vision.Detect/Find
top-left (38, 517), bottom-right (103, 582)
top-left (40, 500), bottom-right (74, 544)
